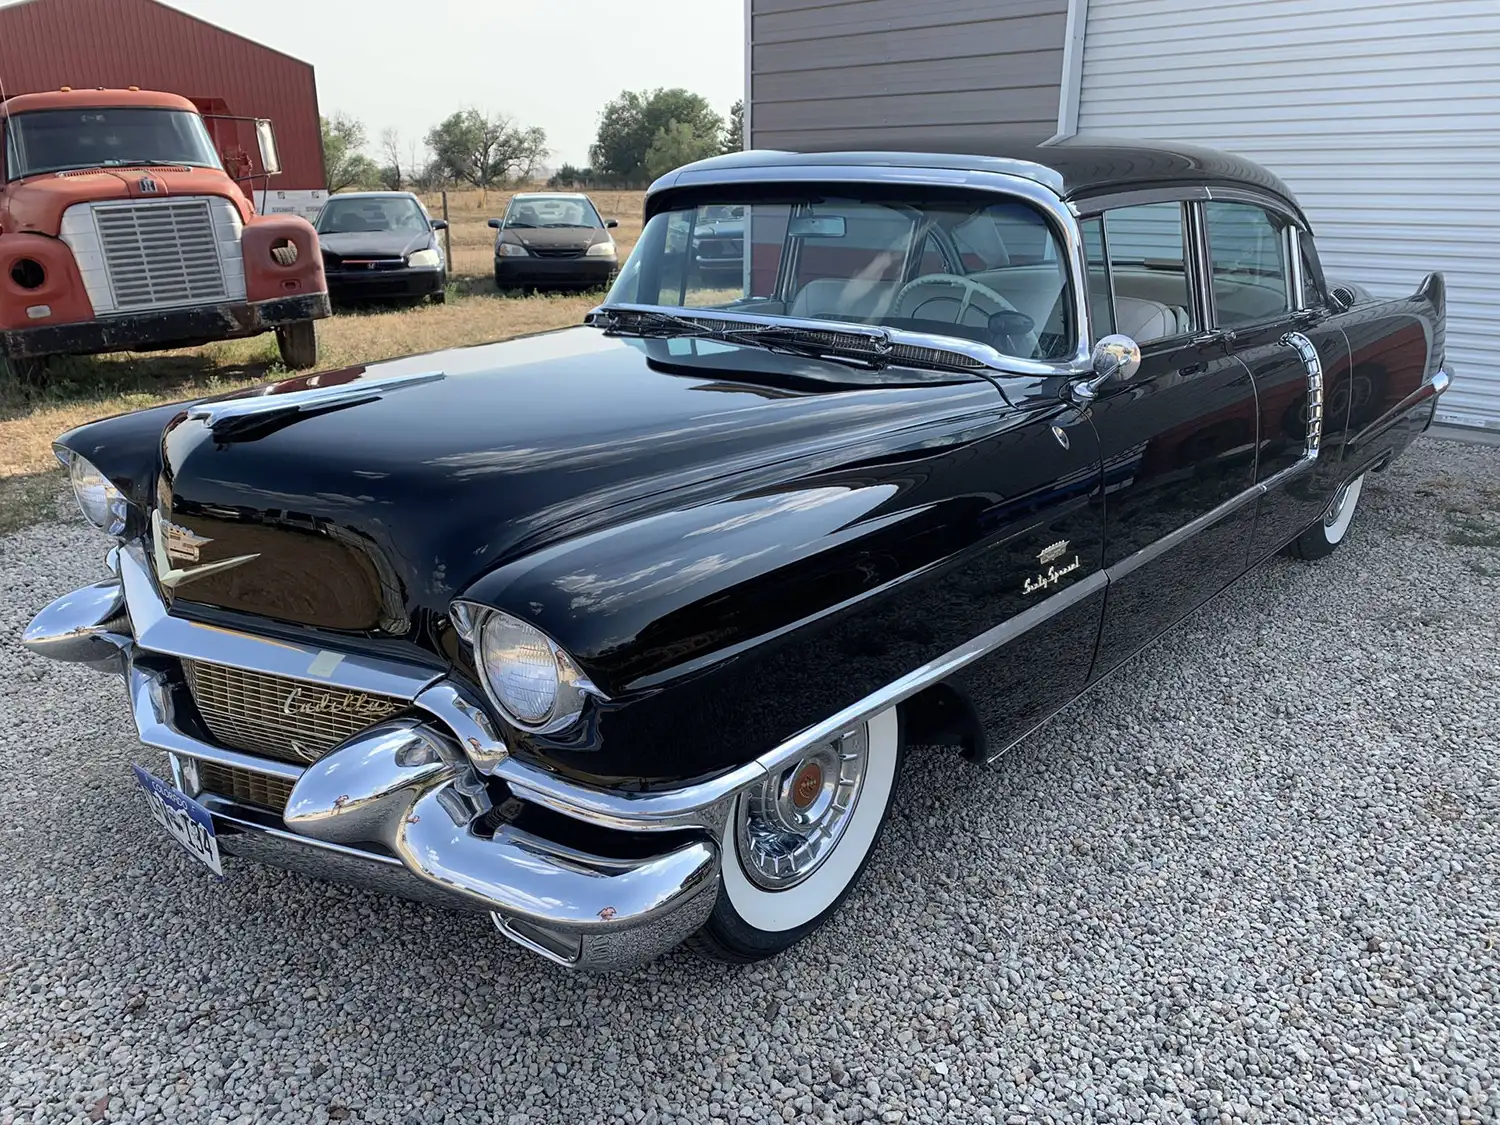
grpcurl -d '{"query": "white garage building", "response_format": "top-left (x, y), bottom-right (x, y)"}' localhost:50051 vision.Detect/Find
top-left (745, 0), bottom-right (1500, 431)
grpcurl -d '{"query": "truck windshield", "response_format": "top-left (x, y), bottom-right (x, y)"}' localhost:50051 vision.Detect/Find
top-left (602, 194), bottom-right (1076, 363)
top-left (4, 108), bottom-right (223, 179)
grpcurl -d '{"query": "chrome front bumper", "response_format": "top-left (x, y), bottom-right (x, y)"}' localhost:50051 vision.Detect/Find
top-left (22, 545), bottom-right (720, 970)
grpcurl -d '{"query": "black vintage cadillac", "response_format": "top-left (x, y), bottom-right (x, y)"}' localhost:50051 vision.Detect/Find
top-left (24, 139), bottom-right (1450, 970)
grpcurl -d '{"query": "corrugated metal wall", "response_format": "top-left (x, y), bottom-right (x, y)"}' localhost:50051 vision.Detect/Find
top-left (1075, 0), bottom-right (1500, 430)
top-left (0, 0), bottom-right (323, 190)
top-left (748, 0), bottom-right (1069, 151)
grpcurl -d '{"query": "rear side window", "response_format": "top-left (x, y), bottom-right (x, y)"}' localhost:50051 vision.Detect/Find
top-left (1079, 216), bottom-right (1114, 338)
top-left (1204, 202), bottom-right (1290, 327)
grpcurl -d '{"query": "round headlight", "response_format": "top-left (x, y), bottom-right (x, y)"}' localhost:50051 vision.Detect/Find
top-left (473, 608), bottom-right (588, 730)
top-left (62, 451), bottom-right (127, 536)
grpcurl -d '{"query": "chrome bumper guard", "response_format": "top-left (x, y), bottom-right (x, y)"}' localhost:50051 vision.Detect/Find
top-left (22, 547), bottom-right (719, 971)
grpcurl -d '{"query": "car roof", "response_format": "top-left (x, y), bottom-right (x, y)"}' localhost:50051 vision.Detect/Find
top-left (647, 135), bottom-right (1307, 226)
top-left (511, 192), bottom-right (591, 200)
top-left (326, 191), bottom-right (422, 200)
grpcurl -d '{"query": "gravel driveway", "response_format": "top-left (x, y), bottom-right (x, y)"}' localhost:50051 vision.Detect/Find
top-left (2, 437), bottom-right (1497, 1125)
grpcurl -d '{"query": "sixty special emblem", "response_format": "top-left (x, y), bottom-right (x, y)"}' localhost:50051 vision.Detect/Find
top-left (1025, 540), bottom-right (1081, 596)
top-left (150, 511), bottom-right (259, 590)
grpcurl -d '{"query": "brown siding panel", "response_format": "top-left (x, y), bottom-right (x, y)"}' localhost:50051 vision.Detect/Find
top-left (0, 0), bottom-right (323, 189)
top-left (748, 0), bottom-right (1069, 150)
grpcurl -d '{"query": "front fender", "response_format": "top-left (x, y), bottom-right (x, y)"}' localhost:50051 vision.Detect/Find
top-left (0, 232), bottom-right (94, 331)
top-left (242, 214), bottom-right (326, 304)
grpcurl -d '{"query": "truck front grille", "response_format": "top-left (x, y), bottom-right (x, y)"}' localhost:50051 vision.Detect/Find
top-left (95, 199), bottom-right (229, 310)
top-left (181, 659), bottom-right (405, 765)
top-left (195, 761), bottom-right (295, 812)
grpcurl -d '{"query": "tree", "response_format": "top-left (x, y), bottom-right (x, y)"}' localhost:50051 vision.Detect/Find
top-left (548, 163), bottom-right (594, 188)
top-left (644, 120), bottom-right (722, 181)
top-left (321, 113), bottom-right (374, 193)
top-left (378, 128), bottom-right (407, 191)
top-left (425, 109), bottom-right (549, 192)
top-left (723, 99), bottom-right (744, 155)
top-left (589, 88), bottom-right (724, 184)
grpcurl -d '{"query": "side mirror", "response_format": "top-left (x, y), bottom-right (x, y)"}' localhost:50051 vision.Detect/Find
top-left (255, 119), bottom-right (282, 177)
top-left (487, 218), bottom-right (502, 229)
top-left (606, 218), bottom-right (619, 229)
top-left (431, 219), bottom-right (449, 231)
top-left (1071, 334), bottom-right (1142, 404)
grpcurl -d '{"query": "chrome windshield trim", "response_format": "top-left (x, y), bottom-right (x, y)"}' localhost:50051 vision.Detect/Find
top-left (119, 541), bottom-right (443, 701)
top-left (616, 166), bottom-right (1094, 375)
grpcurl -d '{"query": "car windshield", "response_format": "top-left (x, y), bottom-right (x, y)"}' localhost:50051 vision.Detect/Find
top-left (503, 197), bottom-right (602, 229)
top-left (3, 108), bottom-right (222, 179)
top-left (602, 194), bottom-right (1076, 362)
top-left (316, 197), bottom-right (430, 234)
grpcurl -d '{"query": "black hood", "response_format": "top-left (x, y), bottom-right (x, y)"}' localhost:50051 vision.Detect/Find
top-left (319, 230), bottom-right (432, 261)
top-left (62, 327), bottom-right (1001, 641)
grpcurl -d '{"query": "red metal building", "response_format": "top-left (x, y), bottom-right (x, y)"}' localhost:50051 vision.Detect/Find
top-left (0, 0), bottom-right (323, 190)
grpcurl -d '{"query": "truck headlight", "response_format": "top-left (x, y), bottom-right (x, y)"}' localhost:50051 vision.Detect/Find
top-left (57, 448), bottom-right (128, 536)
top-left (455, 603), bottom-right (590, 730)
top-left (497, 243), bottom-right (530, 257)
top-left (585, 241), bottom-right (617, 258)
top-left (407, 248), bottom-right (441, 269)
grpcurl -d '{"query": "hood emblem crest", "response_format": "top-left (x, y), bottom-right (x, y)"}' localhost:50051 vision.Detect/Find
top-left (1038, 540), bottom-right (1070, 565)
top-left (139, 176), bottom-right (160, 193)
top-left (151, 510), bottom-right (259, 590)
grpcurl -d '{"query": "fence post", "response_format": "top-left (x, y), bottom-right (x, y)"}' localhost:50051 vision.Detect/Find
top-left (442, 190), bottom-right (453, 266)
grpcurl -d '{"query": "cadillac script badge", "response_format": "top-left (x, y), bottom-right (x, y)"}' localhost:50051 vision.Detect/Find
top-left (1025, 540), bottom-right (1080, 595)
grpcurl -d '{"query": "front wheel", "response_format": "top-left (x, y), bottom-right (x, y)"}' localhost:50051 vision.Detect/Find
top-left (1287, 473), bottom-right (1366, 560)
top-left (275, 321), bottom-right (318, 370)
top-left (689, 706), bottom-right (904, 964)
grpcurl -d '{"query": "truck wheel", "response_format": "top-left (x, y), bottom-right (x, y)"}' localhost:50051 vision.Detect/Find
top-left (688, 706), bottom-right (904, 964)
top-left (275, 322), bottom-right (318, 370)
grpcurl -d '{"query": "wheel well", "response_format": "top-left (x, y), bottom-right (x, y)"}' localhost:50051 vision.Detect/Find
top-left (900, 680), bottom-right (987, 762)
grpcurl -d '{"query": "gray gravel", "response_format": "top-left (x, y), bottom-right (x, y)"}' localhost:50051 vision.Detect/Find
top-left (2, 436), bottom-right (1498, 1125)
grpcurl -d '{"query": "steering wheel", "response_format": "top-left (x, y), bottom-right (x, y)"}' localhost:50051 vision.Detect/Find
top-left (893, 274), bottom-right (1013, 327)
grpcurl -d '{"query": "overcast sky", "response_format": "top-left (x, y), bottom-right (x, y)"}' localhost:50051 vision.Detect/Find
top-left (158, 0), bottom-right (745, 168)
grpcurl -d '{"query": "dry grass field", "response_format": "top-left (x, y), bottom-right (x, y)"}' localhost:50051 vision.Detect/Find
top-left (0, 188), bottom-right (646, 532)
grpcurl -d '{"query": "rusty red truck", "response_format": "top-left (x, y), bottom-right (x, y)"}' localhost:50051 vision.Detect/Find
top-left (0, 87), bottom-right (328, 380)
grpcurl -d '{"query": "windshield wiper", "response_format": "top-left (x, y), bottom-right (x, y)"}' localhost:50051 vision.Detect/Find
top-left (594, 309), bottom-right (892, 371)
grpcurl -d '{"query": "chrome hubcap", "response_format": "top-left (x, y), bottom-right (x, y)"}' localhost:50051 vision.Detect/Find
top-left (736, 725), bottom-right (868, 890)
top-left (1324, 480), bottom-right (1354, 527)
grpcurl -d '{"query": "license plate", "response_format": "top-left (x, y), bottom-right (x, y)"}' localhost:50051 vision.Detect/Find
top-left (132, 765), bottom-right (223, 876)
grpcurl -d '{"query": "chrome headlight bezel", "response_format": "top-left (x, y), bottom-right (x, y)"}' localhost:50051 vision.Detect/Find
top-left (55, 447), bottom-right (128, 536)
top-left (452, 601), bottom-right (595, 734)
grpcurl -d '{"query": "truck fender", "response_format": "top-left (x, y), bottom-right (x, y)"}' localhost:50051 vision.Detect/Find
top-left (242, 215), bottom-right (326, 304)
top-left (0, 233), bottom-right (94, 333)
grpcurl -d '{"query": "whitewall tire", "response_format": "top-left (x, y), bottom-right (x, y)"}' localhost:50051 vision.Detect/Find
top-left (1288, 473), bottom-right (1366, 560)
top-left (689, 706), bottom-right (904, 963)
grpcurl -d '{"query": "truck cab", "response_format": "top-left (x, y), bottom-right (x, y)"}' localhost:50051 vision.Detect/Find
top-left (0, 87), bottom-right (328, 377)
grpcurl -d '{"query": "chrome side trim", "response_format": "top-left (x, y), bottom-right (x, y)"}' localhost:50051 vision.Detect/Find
top-left (1349, 370), bottom-right (1452, 451)
top-left (1106, 486), bottom-right (1261, 583)
top-left (463, 570), bottom-right (1109, 834)
top-left (119, 542), bottom-right (442, 701)
top-left (1280, 330), bottom-right (1325, 459)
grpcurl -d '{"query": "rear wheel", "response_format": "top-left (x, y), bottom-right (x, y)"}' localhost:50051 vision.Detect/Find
top-left (688, 706), bottom-right (904, 964)
top-left (1287, 473), bottom-right (1366, 560)
top-left (275, 321), bottom-right (318, 370)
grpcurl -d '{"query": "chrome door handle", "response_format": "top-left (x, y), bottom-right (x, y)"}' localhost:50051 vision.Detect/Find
top-left (1192, 330), bottom-right (1234, 347)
